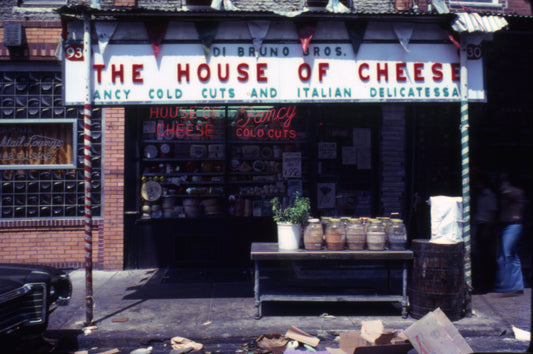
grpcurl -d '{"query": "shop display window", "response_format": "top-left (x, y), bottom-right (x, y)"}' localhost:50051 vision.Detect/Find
top-left (138, 104), bottom-right (378, 219)
top-left (0, 71), bottom-right (102, 218)
top-left (139, 105), bottom-right (310, 219)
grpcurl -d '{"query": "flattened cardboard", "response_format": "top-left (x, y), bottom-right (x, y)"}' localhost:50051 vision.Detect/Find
top-left (339, 331), bottom-right (412, 354)
top-left (361, 320), bottom-right (384, 343)
top-left (404, 307), bottom-right (473, 354)
top-left (285, 326), bottom-right (320, 347)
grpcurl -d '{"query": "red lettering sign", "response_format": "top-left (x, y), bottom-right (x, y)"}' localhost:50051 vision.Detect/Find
top-left (157, 122), bottom-right (215, 139)
top-left (396, 62), bottom-right (407, 82)
top-left (149, 106), bottom-right (222, 120)
top-left (234, 106), bottom-right (297, 141)
top-left (413, 63), bottom-right (424, 82)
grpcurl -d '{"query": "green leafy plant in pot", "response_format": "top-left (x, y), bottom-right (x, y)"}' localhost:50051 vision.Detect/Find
top-left (271, 193), bottom-right (310, 249)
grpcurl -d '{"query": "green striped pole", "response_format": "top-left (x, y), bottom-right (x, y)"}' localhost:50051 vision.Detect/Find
top-left (460, 35), bottom-right (472, 315)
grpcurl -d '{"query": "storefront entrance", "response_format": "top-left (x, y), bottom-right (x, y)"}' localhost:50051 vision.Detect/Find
top-left (124, 104), bottom-right (383, 268)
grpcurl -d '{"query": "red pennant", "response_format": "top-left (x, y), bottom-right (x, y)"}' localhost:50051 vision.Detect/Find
top-left (144, 21), bottom-right (168, 58)
top-left (61, 18), bottom-right (69, 42)
top-left (448, 33), bottom-right (461, 49)
top-left (296, 21), bottom-right (317, 54)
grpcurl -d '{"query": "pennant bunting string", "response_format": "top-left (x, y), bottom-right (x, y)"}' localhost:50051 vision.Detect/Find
top-left (95, 21), bottom-right (117, 56)
top-left (295, 21), bottom-right (317, 54)
top-left (195, 22), bottom-right (219, 58)
top-left (345, 21), bottom-right (367, 56)
top-left (248, 21), bottom-right (271, 58)
top-left (144, 21), bottom-right (168, 58)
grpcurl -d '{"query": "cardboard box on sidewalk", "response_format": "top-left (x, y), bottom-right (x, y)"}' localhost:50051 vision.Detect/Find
top-left (338, 331), bottom-right (412, 354)
top-left (404, 307), bottom-right (473, 354)
top-left (328, 321), bottom-right (412, 354)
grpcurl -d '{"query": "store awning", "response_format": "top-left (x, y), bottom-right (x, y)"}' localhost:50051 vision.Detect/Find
top-left (451, 12), bottom-right (508, 33)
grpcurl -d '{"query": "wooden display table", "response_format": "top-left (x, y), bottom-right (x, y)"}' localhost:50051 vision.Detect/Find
top-left (250, 242), bottom-right (413, 318)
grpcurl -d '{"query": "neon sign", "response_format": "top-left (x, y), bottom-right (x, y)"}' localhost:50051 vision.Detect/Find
top-left (234, 106), bottom-right (297, 140)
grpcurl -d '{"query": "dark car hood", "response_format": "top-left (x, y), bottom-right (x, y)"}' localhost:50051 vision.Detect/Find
top-left (0, 278), bottom-right (28, 295)
top-left (0, 264), bottom-right (66, 296)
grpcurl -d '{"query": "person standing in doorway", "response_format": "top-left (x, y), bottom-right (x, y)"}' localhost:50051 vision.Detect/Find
top-left (493, 172), bottom-right (526, 295)
top-left (472, 175), bottom-right (498, 293)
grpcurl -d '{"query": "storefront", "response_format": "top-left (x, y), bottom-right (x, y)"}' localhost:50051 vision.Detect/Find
top-left (60, 17), bottom-right (486, 268)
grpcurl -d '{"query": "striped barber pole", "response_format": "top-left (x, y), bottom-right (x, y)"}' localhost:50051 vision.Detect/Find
top-left (83, 15), bottom-right (94, 326)
top-left (452, 11), bottom-right (508, 317)
top-left (460, 36), bottom-right (472, 314)
top-left (460, 101), bottom-right (472, 292)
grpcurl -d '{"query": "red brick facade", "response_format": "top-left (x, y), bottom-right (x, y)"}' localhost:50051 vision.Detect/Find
top-left (101, 107), bottom-right (126, 270)
top-left (0, 106), bottom-right (126, 270)
top-left (0, 22), bottom-right (62, 60)
top-left (0, 19), bottom-right (126, 270)
top-left (115, 0), bottom-right (136, 7)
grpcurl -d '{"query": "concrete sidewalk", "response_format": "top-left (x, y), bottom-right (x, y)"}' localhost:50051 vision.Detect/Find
top-left (47, 268), bottom-right (531, 352)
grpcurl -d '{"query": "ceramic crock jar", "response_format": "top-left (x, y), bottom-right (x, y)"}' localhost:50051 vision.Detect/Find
top-left (303, 218), bottom-right (324, 250)
top-left (345, 217), bottom-right (366, 250)
top-left (366, 219), bottom-right (387, 250)
top-left (325, 218), bottom-right (346, 250)
top-left (388, 218), bottom-right (407, 250)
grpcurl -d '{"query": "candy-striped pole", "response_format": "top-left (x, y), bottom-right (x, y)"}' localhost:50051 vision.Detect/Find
top-left (460, 35), bottom-right (472, 315)
top-left (83, 14), bottom-right (94, 326)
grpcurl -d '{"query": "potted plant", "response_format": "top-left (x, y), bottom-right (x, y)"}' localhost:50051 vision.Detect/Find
top-left (271, 193), bottom-right (311, 249)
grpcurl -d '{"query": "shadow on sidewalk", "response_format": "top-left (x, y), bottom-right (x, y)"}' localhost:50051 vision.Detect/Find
top-left (119, 267), bottom-right (406, 318)
top-left (123, 267), bottom-right (254, 300)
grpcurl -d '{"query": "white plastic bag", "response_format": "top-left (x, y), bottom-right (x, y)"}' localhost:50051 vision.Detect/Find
top-left (430, 196), bottom-right (463, 243)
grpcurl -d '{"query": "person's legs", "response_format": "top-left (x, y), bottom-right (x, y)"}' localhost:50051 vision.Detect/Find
top-left (494, 223), bottom-right (524, 292)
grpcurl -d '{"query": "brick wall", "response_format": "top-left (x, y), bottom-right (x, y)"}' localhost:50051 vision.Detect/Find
top-left (0, 18), bottom-right (126, 270)
top-left (115, 0), bottom-right (136, 6)
top-left (0, 219), bottom-right (102, 269)
top-left (0, 106), bottom-right (126, 270)
top-left (101, 107), bottom-right (126, 270)
top-left (0, 21), bottom-right (61, 60)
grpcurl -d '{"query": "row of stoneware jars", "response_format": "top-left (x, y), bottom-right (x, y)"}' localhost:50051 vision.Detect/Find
top-left (303, 217), bottom-right (407, 251)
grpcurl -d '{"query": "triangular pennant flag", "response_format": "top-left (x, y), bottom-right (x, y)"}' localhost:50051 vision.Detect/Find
top-left (345, 21), bottom-right (367, 56)
top-left (195, 22), bottom-right (218, 58)
top-left (61, 18), bottom-right (69, 41)
top-left (248, 21), bottom-right (271, 58)
top-left (326, 0), bottom-right (350, 13)
top-left (223, 0), bottom-right (239, 10)
top-left (295, 21), bottom-right (317, 54)
top-left (448, 32), bottom-right (461, 49)
top-left (95, 21), bottom-right (117, 56)
top-left (144, 21), bottom-right (168, 58)
top-left (211, 0), bottom-right (222, 10)
top-left (393, 23), bottom-right (414, 52)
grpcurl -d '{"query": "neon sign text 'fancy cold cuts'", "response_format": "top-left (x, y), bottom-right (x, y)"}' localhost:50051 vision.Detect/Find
top-left (234, 106), bottom-right (297, 140)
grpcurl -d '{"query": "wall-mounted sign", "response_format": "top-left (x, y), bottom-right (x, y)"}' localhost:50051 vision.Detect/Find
top-left (282, 152), bottom-right (301, 178)
top-left (318, 142), bottom-right (337, 159)
top-left (0, 119), bottom-right (76, 169)
top-left (64, 41), bottom-right (485, 105)
top-left (232, 105), bottom-right (297, 140)
top-left (317, 182), bottom-right (336, 209)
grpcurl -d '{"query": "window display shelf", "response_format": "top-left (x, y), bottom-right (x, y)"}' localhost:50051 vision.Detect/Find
top-left (143, 139), bottom-right (226, 144)
top-left (161, 193), bottom-right (226, 198)
top-left (142, 157), bottom-right (225, 162)
top-left (142, 172), bottom-right (225, 177)
top-left (138, 105), bottom-right (313, 219)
